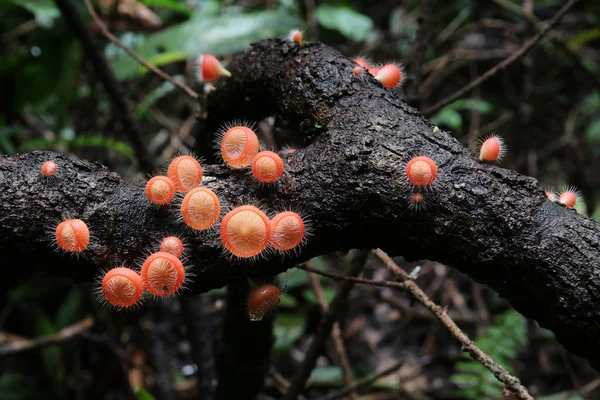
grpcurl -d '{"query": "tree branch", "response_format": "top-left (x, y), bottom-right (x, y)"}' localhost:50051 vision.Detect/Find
top-left (2, 37), bottom-right (600, 371)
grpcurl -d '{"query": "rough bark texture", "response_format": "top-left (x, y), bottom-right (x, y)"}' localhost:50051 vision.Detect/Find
top-left (1, 39), bottom-right (600, 369)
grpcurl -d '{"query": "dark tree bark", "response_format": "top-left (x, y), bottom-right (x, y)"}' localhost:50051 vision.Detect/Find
top-left (215, 281), bottom-right (275, 400)
top-left (1, 39), bottom-right (600, 370)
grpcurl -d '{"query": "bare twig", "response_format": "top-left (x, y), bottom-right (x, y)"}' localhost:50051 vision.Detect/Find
top-left (307, 267), bottom-right (357, 400)
top-left (374, 250), bottom-right (533, 400)
top-left (298, 252), bottom-right (534, 400)
top-left (83, 0), bottom-right (199, 100)
top-left (283, 250), bottom-right (369, 400)
top-left (492, 0), bottom-right (600, 91)
top-left (0, 316), bottom-right (94, 355)
top-left (423, 0), bottom-right (579, 115)
top-left (270, 368), bottom-right (308, 400)
top-left (55, 0), bottom-right (155, 173)
top-left (319, 359), bottom-right (405, 400)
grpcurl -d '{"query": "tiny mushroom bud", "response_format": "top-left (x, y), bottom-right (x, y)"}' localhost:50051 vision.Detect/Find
top-left (354, 58), bottom-right (370, 69)
top-left (196, 54), bottom-right (231, 82)
top-left (479, 135), bottom-right (506, 162)
top-left (375, 64), bottom-right (403, 89)
top-left (41, 160), bottom-right (57, 177)
top-left (408, 192), bottom-right (428, 211)
top-left (160, 236), bottom-right (184, 258)
top-left (558, 187), bottom-right (581, 208)
top-left (289, 29), bottom-right (303, 47)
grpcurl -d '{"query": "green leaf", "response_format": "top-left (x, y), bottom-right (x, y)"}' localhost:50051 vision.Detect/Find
top-left (54, 37), bottom-right (82, 132)
top-left (138, 51), bottom-right (187, 76)
top-left (18, 135), bottom-right (136, 162)
top-left (314, 3), bottom-right (374, 42)
top-left (279, 294), bottom-right (298, 307)
top-left (208, 286), bottom-right (226, 296)
top-left (451, 373), bottom-right (479, 386)
top-left (108, 8), bottom-right (304, 80)
top-left (451, 309), bottom-right (527, 400)
top-left (0, 373), bottom-right (41, 400)
top-left (282, 268), bottom-right (309, 290)
top-left (135, 387), bottom-right (157, 400)
top-left (139, 0), bottom-right (192, 16)
top-left (567, 28), bottom-right (600, 50)
top-left (447, 98), bottom-right (493, 113)
top-left (135, 79), bottom-right (178, 119)
top-left (585, 119), bottom-right (600, 142)
top-left (12, 0), bottom-right (59, 27)
top-left (36, 309), bottom-right (66, 399)
top-left (430, 108), bottom-right (462, 131)
top-left (55, 287), bottom-right (84, 330)
top-left (273, 313), bottom-right (304, 352)
top-left (308, 365), bottom-right (344, 386)
top-left (0, 126), bottom-right (18, 155)
top-left (302, 287), bottom-right (335, 304)
top-left (8, 282), bottom-right (63, 301)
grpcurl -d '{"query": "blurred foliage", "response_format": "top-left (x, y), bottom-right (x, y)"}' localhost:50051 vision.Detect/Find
top-left (108, 2), bottom-right (305, 80)
top-left (431, 99), bottom-right (493, 132)
top-left (135, 387), bottom-right (157, 400)
top-left (452, 309), bottom-right (528, 399)
top-left (314, 3), bottom-right (374, 42)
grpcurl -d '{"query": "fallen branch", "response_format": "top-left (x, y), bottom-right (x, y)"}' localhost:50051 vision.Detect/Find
top-left (1, 36), bottom-right (600, 371)
top-left (0, 316), bottom-right (94, 356)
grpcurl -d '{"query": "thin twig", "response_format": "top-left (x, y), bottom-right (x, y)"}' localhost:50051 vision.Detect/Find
top-left (83, 0), bottom-right (199, 100)
top-left (492, 0), bottom-right (600, 91)
top-left (283, 250), bottom-right (369, 400)
top-left (298, 252), bottom-right (534, 400)
top-left (319, 359), bottom-right (405, 400)
top-left (308, 267), bottom-right (357, 400)
top-left (55, 0), bottom-right (155, 173)
top-left (423, 0), bottom-right (579, 115)
top-left (270, 368), bottom-right (309, 400)
top-left (374, 250), bottom-right (533, 400)
top-left (0, 316), bottom-right (94, 355)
